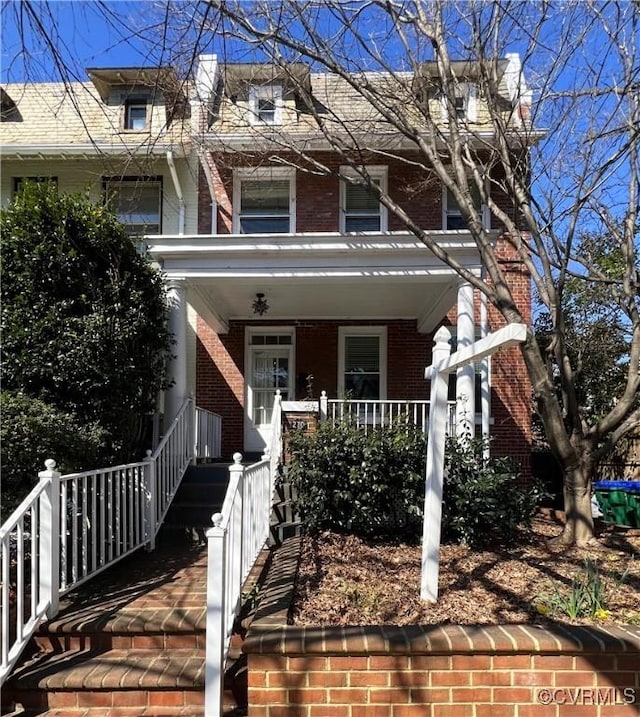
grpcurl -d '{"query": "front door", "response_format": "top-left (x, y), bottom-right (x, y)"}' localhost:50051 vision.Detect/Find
top-left (245, 330), bottom-right (294, 453)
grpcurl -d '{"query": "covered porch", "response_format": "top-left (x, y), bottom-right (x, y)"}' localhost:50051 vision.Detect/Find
top-left (147, 231), bottom-right (489, 456)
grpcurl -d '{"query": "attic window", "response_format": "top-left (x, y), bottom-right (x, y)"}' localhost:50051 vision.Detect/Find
top-left (124, 99), bottom-right (148, 130)
top-left (249, 85), bottom-right (282, 125)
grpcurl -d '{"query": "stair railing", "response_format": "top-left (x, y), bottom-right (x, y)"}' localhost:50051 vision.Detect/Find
top-left (0, 396), bottom-right (201, 686)
top-left (205, 390), bottom-right (283, 717)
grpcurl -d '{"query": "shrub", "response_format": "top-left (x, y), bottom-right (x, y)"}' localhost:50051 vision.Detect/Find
top-left (287, 418), bottom-right (426, 538)
top-left (0, 390), bottom-right (107, 520)
top-left (288, 423), bottom-right (543, 546)
top-left (442, 436), bottom-right (544, 547)
top-left (0, 181), bottom-right (171, 461)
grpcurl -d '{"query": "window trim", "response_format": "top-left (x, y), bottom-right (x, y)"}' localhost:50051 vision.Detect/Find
top-left (442, 184), bottom-right (490, 231)
top-left (337, 326), bottom-right (387, 400)
top-left (103, 175), bottom-right (163, 236)
top-left (439, 82), bottom-right (477, 123)
top-left (339, 165), bottom-right (388, 233)
top-left (248, 85), bottom-right (283, 126)
top-left (13, 176), bottom-right (58, 195)
top-left (233, 166), bottom-right (296, 234)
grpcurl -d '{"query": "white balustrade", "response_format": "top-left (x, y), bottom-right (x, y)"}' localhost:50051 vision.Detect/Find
top-left (205, 391), bottom-right (282, 717)
top-left (195, 406), bottom-right (223, 461)
top-left (320, 394), bottom-right (457, 435)
top-left (0, 396), bottom-right (214, 686)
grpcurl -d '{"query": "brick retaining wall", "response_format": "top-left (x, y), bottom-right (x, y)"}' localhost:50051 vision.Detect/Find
top-left (243, 537), bottom-right (640, 717)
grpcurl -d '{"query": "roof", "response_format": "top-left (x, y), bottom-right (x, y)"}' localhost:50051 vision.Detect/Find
top-left (0, 75), bottom-right (190, 157)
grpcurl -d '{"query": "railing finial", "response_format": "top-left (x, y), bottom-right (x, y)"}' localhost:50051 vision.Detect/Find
top-left (44, 458), bottom-right (56, 471)
top-left (232, 452), bottom-right (243, 464)
top-left (212, 511), bottom-right (223, 527)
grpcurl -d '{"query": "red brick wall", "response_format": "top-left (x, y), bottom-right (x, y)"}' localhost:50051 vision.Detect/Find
top-left (199, 152), bottom-right (506, 235)
top-left (197, 314), bottom-right (531, 468)
top-left (243, 538), bottom-right (640, 717)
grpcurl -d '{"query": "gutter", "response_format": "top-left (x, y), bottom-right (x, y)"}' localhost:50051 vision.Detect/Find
top-left (166, 150), bottom-right (185, 235)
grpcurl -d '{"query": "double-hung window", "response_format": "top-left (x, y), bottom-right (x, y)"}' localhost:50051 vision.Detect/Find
top-left (340, 166), bottom-right (387, 232)
top-left (438, 82), bottom-right (477, 123)
top-left (104, 176), bottom-right (162, 236)
top-left (444, 184), bottom-right (489, 230)
top-left (338, 327), bottom-right (387, 400)
top-left (123, 99), bottom-right (148, 131)
top-left (248, 85), bottom-right (283, 125)
top-left (234, 168), bottom-right (295, 234)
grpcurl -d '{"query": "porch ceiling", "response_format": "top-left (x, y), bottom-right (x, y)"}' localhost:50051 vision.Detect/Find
top-left (147, 231), bottom-right (483, 334)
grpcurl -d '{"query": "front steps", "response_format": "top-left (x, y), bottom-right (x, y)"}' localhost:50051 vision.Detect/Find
top-left (1, 464), bottom-right (244, 717)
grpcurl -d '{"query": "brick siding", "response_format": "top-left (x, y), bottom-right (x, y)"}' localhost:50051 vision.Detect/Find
top-left (243, 538), bottom-right (640, 717)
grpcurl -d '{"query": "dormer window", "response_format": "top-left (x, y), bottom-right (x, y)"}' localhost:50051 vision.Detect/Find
top-left (249, 85), bottom-right (282, 125)
top-left (445, 83), bottom-right (477, 123)
top-left (124, 99), bottom-right (148, 130)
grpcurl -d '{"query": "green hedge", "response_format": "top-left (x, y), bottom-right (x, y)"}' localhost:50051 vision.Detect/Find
top-left (287, 422), bottom-right (543, 546)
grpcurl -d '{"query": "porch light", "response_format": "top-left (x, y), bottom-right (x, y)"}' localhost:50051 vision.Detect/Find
top-left (252, 292), bottom-right (269, 316)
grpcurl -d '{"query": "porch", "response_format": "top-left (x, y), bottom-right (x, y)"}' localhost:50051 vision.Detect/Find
top-left (148, 231), bottom-right (491, 458)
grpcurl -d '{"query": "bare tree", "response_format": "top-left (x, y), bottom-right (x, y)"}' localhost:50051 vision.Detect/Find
top-left (193, 0), bottom-right (638, 545)
top-left (3, 0), bottom-right (638, 544)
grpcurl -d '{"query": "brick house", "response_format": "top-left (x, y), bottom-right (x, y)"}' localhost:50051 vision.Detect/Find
top-left (0, 54), bottom-right (532, 470)
top-left (148, 55), bottom-right (533, 470)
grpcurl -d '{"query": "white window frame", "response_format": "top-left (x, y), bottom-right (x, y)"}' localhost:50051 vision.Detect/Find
top-left (440, 82), bottom-right (477, 123)
top-left (338, 326), bottom-right (387, 399)
top-left (233, 166), bottom-right (296, 234)
top-left (248, 85), bottom-right (283, 126)
top-left (339, 165), bottom-right (388, 233)
top-left (442, 184), bottom-right (490, 231)
top-left (103, 176), bottom-right (163, 236)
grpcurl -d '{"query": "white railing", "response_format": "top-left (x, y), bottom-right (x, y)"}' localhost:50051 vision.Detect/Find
top-left (195, 406), bottom-right (223, 461)
top-left (205, 391), bottom-right (283, 717)
top-left (320, 393), bottom-right (457, 435)
top-left (0, 396), bottom-right (206, 685)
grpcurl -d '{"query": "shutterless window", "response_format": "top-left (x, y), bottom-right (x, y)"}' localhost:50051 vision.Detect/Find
top-left (344, 180), bottom-right (381, 232)
top-left (343, 335), bottom-right (381, 400)
top-left (239, 179), bottom-right (290, 233)
top-left (13, 176), bottom-right (58, 195)
top-left (105, 179), bottom-right (162, 236)
top-left (124, 100), bottom-right (147, 130)
top-left (445, 185), bottom-right (484, 230)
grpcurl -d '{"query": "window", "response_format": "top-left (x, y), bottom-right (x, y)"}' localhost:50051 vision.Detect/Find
top-left (432, 82), bottom-right (477, 123)
top-left (248, 85), bottom-right (283, 125)
top-left (13, 176), bottom-right (58, 195)
top-left (124, 99), bottom-right (148, 130)
top-left (234, 168), bottom-right (295, 234)
top-left (338, 327), bottom-right (387, 400)
top-left (104, 177), bottom-right (162, 236)
top-left (444, 185), bottom-right (489, 230)
top-left (340, 166), bottom-right (387, 232)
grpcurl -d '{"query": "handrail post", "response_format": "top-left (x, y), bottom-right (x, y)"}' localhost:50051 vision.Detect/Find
top-left (39, 459), bottom-right (61, 619)
top-left (205, 512), bottom-right (226, 717)
top-left (190, 395), bottom-right (198, 465)
top-left (229, 454), bottom-right (245, 597)
top-left (144, 449), bottom-right (157, 551)
top-left (319, 390), bottom-right (328, 423)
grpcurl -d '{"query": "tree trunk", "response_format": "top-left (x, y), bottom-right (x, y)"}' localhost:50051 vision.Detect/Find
top-left (557, 460), bottom-right (595, 545)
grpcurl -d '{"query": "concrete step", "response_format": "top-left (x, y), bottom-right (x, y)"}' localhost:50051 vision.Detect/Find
top-left (182, 464), bottom-right (230, 484)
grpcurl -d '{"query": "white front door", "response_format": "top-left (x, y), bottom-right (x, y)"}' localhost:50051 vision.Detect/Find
top-left (245, 329), bottom-right (294, 453)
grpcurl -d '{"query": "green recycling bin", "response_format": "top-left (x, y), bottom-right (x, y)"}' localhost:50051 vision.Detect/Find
top-left (593, 481), bottom-right (640, 528)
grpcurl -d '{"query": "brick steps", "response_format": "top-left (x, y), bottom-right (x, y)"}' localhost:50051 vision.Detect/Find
top-left (0, 465), bottom-right (248, 717)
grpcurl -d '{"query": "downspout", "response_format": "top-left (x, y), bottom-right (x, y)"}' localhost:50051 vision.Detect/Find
top-left (166, 150), bottom-right (185, 235)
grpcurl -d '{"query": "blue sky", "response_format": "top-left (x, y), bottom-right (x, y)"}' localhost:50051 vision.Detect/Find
top-left (1, 1), bottom-right (176, 83)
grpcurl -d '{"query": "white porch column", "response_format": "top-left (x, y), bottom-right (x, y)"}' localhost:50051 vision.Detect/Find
top-left (456, 282), bottom-right (475, 438)
top-left (165, 279), bottom-right (188, 426)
